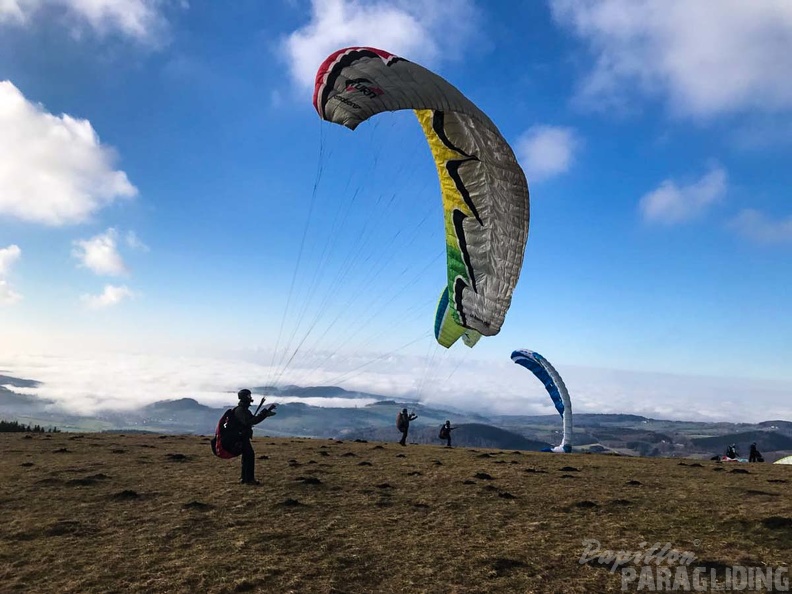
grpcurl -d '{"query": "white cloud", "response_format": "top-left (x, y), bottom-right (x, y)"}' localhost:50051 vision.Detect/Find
top-left (0, 280), bottom-right (22, 305)
top-left (551, 0), bottom-right (792, 118)
top-left (80, 284), bottom-right (134, 308)
top-left (639, 166), bottom-right (727, 225)
top-left (515, 125), bottom-right (580, 182)
top-left (0, 0), bottom-right (173, 45)
top-left (272, 396), bottom-right (379, 408)
top-left (125, 230), bottom-right (149, 251)
top-left (0, 81), bottom-right (137, 226)
top-left (282, 0), bottom-right (479, 89)
top-left (72, 228), bottom-right (128, 276)
top-left (0, 0), bottom-right (25, 23)
top-left (0, 244), bottom-right (22, 305)
top-left (728, 209), bottom-right (792, 245)
top-left (0, 244), bottom-right (21, 276)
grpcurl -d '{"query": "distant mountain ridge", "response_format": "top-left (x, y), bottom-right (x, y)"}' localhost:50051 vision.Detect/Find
top-left (142, 398), bottom-right (209, 413)
top-left (1, 375), bottom-right (50, 412)
top-left (344, 422), bottom-right (552, 450)
top-left (691, 431), bottom-right (792, 452)
top-left (256, 385), bottom-right (389, 399)
top-left (0, 374), bottom-right (41, 388)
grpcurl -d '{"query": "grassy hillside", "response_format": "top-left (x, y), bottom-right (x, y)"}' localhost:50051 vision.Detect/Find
top-left (1, 433), bottom-right (791, 593)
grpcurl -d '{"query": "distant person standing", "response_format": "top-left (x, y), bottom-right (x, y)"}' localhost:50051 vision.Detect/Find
top-left (396, 408), bottom-right (417, 446)
top-left (726, 443), bottom-right (737, 459)
top-left (749, 442), bottom-right (763, 463)
top-left (439, 420), bottom-right (456, 447)
top-left (234, 389), bottom-right (276, 485)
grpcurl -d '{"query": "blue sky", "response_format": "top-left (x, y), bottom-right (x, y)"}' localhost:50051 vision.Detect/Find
top-left (0, 0), bottom-right (790, 422)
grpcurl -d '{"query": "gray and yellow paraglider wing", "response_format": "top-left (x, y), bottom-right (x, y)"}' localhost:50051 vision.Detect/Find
top-left (314, 47), bottom-right (529, 347)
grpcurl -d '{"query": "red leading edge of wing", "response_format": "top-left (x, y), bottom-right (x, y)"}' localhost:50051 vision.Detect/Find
top-left (312, 47), bottom-right (398, 117)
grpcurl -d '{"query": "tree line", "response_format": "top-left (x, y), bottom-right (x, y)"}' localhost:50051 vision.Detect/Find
top-left (0, 419), bottom-right (60, 433)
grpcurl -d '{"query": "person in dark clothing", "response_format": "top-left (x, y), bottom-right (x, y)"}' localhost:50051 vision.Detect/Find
top-left (726, 443), bottom-right (737, 459)
top-left (234, 389), bottom-right (276, 485)
top-left (749, 442), bottom-right (763, 463)
top-left (439, 420), bottom-right (456, 447)
top-left (397, 408), bottom-right (417, 446)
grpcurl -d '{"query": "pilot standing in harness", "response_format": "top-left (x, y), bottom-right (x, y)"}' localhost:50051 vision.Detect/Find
top-left (235, 389), bottom-right (277, 485)
top-left (439, 420), bottom-right (456, 447)
top-left (397, 408), bottom-right (418, 446)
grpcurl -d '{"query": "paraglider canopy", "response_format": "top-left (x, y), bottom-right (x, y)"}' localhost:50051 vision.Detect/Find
top-left (511, 349), bottom-right (572, 453)
top-left (314, 47), bottom-right (530, 349)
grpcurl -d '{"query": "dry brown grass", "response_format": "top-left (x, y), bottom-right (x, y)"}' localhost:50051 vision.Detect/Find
top-left (1, 433), bottom-right (790, 593)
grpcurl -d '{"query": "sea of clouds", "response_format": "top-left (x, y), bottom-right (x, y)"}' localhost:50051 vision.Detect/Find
top-left (1, 346), bottom-right (790, 424)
